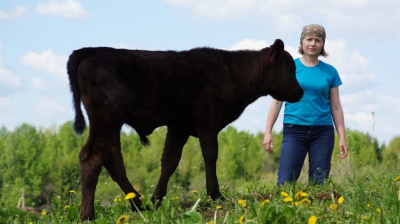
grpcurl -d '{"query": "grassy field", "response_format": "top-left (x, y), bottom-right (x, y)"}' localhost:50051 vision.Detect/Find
top-left (2, 171), bottom-right (400, 224)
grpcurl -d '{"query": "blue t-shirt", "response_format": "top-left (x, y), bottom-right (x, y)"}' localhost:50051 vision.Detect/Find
top-left (283, 58), bottom-right (342, 126)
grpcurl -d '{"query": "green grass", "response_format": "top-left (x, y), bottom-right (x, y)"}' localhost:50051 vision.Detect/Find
top-left (3, 172), bottom-right (400, 224)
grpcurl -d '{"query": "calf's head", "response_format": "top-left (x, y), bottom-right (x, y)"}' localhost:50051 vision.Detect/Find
top-left (266, 39), bottom-right (303, 103)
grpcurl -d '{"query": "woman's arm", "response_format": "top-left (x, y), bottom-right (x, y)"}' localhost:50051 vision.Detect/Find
top-left (263, 99), bottom-right (283, 153)
top-left (330, 86), bottom-right (348, 159)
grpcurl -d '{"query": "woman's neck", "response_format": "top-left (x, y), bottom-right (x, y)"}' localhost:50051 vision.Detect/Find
top-left (300, 55), bottom-right (319, 67)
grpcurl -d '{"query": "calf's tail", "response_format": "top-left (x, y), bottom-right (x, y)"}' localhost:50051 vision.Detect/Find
top-left (67, 49), bottom-right (87, 134)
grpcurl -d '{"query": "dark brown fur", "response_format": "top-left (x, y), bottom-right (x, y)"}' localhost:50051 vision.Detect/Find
top-left (67, 39), bottom-right (303, 221)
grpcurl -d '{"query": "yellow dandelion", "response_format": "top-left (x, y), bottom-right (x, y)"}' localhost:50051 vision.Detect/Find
top-left (376, 208), bottom-right (381, 214)
top-left (28, 222), bottom-right (33, 224)
top-left (238, 199), bottom-right (247, 208)
top-left (261, 199), bottom-right (270, 206)
top-left (41, 211), bottom-right (47, 216)
top-left (394, 175), bottom-right (400, 182)
top-left (300, 198), bottom-right (311, 205)
top-left (125, 192), bottom-right (136, 200)
top-left (308, 215), bottom-right (317, 224)
top-left (192, 190), bottom-right (198, 194)
top-left (295, 191), bottom-right (304, 198)
top-left (283, 197), bottom-right (293, 202)
top-left (330, 203), bottom-right (338, 211)
top-left (64, 205), bottom-right (70, 209)
top-left (281, 191), bottom-right (289, 197)
top-left (292, 201), bottom-right (299, 206)
top-left (174, 196), bottom-right (179, 200)
top-left (208, 221), bottom-right (214, 224)
top-left (338, 196), bottom-right (344, 204)
top-left (69, 190), bottom-right (76, 194)
top-left (117, 215), bottom-right (129, 224)
top-left (367, 204), bottom-right (371, 207)
top-left (216, 205), bottom-right (222, 209)
top-left (361, 215), bottom-right (370, 220)
top-left (239, 215), bottom-right (245, 224)
top-left (114, 196), bottom-right (122, 203)
top-left (301, 192), bottom-right (308, 197)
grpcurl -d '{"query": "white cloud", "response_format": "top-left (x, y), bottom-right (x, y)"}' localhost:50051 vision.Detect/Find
top-left (20, 50), bottom-right (68, 84)
top-left (0, 6), bottom-right (28, 20)
top-left (0, 42), bottom-right (22, 90)
top-left (34, 96), bottom-right (68, 120)
top-left (229, 39), bottom-right (269, 50)
top-left (0, 97), bottom-right (11, 110)
top-left (164, 0), bottom-right (258, 19)
top-left (35, 0), bottom-right (88, 19)
top-left (0, 115), bottom-right (13, 128)
top-left (0, 67), bottom-right (22, 89)
top-left (324, 40), bottom-right (376, 93)
top-left (32, 77), bottom-right (47, 90)
top-left (164, 0), bottom-right (400, 36)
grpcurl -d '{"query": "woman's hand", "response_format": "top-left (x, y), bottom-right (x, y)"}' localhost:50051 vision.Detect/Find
top-left (339, 139), bottom-right (348, 159)
top-left (263, 133), bottom-right (274, 153)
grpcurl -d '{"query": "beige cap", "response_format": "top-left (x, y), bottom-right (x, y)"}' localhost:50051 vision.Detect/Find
top-left (300, 24), bottom-right (326, 43)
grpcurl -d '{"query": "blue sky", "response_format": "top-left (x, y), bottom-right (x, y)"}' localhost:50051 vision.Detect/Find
top-left (1, 0), bottom-right (399, 144)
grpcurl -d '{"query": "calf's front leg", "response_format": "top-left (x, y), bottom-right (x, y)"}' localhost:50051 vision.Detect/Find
top-left (152, 127), bottom-right (189, 203)
top-left (198, 132), bottom-right (224, 200)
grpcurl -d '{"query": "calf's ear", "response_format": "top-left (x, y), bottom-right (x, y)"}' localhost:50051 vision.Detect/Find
top-left (268, 39), bottom-right (285, 63)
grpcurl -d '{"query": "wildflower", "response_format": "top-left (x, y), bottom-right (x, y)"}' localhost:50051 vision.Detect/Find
top-left (125, 192), bottom-right (136, 200)
top-left (69, 190), bottom-right (76, 194)
top-left (300, 198), bottom-right (311, 205)
top-left (283, 197), bottom-right (293, 202)
top-left (338, 196), bottom-right (344, 204)
top-left (394, 175), bottom-right (400, 182)
top-left (41, 211), bottom-right (47, 216)
top-left (114, 196), bottom-right (122, 203)
top-left (367, 204), bottom-right (370, 207)
top-left (192, 190), bottom-right (198, 194)
top-left (64, 205), bottom-right (70, 209)
top-left (238, 199), bottom-right (247, 208)
top-left (208, 221), bottom-right (214, 224)
top-left (361, 215), bottom-right (370, 220)
top-left (330, 203), bottom-right (338, 211)
top-left (292, 201), bottom-right (299, 206)
top-left (376, 208), bottom-right (381, 214)
top-left (295, 191), bottom-right (304, 198)
top-left (239, 215), bottom-right (245, 224)
top-left (281, 191), bottom-right (289, 197)
top-left (28, 222), bottom-right (33, 224)
top-left (117, 215), bottom-right (129, 224)
top-left (301, 192), bottom-right (308, 197)
top-left (261, 199), bottom-right (270, 206)
top-left (216, 205), bottom-right (222, 209)
top-left (308, 215), bottom-right (317, 224)
top-left (174, 196), bottom-right (179, 200)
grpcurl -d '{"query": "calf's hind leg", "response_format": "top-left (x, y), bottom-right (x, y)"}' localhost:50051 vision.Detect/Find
top-left (79, 133), bottom-right (103, 221)
top-left (152, 127), bottom-right (189, 203)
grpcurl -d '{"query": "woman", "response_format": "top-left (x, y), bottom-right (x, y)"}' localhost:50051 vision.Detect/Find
top-left (263, 24), bottom-right (348, 186)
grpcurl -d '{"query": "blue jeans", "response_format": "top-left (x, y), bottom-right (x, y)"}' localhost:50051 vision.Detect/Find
top-left (277, 124), bottom-right (334, 186)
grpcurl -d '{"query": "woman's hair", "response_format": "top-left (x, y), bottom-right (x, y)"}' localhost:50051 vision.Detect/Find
top-left (298, 43), bottom-right (328, 57)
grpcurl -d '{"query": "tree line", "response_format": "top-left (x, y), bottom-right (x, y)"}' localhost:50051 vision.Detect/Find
top-left (0, 122), bottom-right (398, 208)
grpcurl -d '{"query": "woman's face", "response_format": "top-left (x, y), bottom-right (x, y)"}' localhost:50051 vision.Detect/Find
top-left (301, 36), bottom-right (323, 56)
